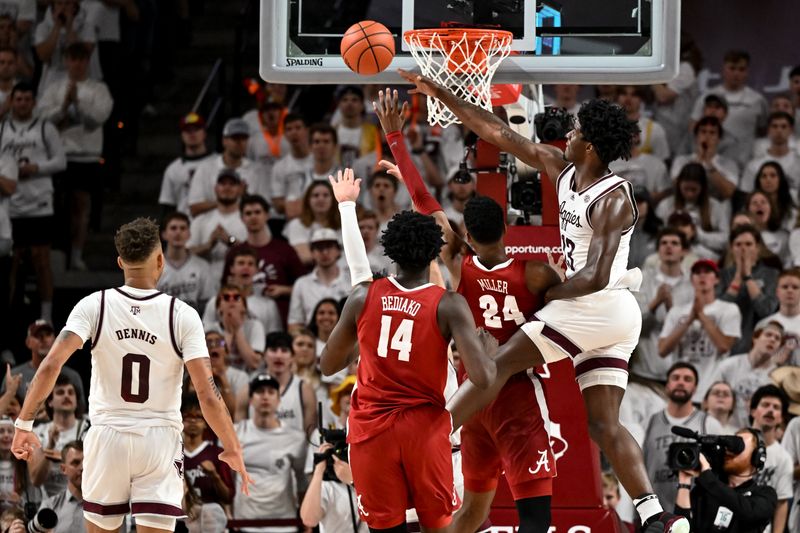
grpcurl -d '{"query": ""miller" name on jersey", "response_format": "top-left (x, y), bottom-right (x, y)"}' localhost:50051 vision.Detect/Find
top-left (477, 278), bottom-right (508, 294)
top-left (559, 201), bottom-right (582, 230)
top-left (381, 296), bottom-right (421, 317)
top-left (114, 328), bottom-right (158, 344)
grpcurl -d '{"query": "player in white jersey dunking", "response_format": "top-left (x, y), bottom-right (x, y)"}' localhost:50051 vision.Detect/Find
top-left (11, 217), bottom-right (252, 533)
top-left (400, 70), bottom-right (688, 533)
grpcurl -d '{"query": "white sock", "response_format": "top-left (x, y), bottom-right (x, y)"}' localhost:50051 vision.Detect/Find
top-left (634, 493), bottom-right (663, 524)
top-left (40, 301), bottom-right (53, 323)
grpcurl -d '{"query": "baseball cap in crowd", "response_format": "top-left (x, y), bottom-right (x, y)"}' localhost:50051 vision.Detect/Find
top-left (249, 373), bottom-right (280, 396)
top-left (330, 375), bottom-right (356, 417)
top-left (310, 228), bottom-right (340, 247)
top-left (770, 366), bottom-right (800, 416)
top-left (179, 112), bottom-right (205, 131)
top-left (222, 118), bottom-right (251, 138)
top-left (690, 258), bottom-right (719, 275)
top-left (704, 94), bottom-right (729, 111)
top-left (28, 319), bottom-right (54, 337)
top-left (217, 168), bottom-right (242, 184)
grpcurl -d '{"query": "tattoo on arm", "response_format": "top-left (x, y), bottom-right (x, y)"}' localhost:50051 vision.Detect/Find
top-left (203, 359), bottom-right (223, 401)
top-left (499, 126), bottom-right (527, 145)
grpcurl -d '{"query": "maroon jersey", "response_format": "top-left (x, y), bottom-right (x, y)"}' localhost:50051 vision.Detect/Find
top-left (184, 441), bottom-right (234, 504)
top-left (457, 255), bottom-right (540, 345)
top-left (349, 277), bottom-right (449, 444)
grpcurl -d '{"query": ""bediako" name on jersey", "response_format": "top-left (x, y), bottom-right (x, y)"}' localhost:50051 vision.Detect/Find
top-left (381, 296), bottom-right (421, 317)
top-left (114, 328), bottom-right (158, 344)
top-left (477, 278), bottom-right (508, 294)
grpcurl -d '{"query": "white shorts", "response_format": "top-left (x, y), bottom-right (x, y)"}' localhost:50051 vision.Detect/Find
top-left (521, 289), bottom-right (641, 391)
top-left (83, 425), bottom-right (186, 530)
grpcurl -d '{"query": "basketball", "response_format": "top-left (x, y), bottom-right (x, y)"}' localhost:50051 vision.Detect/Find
top-left (341, 21), bottom-right (395, 75)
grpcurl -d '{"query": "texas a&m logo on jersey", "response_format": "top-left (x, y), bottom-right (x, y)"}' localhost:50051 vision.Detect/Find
top-left (130, 305), bottom-right (141, 315)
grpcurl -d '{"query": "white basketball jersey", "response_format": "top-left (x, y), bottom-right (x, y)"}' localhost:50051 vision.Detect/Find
top-left (556, 164), bottom-right (638, 289)
top-left (64, 286), bottom-right (209, 433)
top-left (276, 375), bottom-right (306, 434)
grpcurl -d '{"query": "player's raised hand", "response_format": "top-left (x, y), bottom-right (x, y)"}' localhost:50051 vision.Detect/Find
top-left (374, 88), bottom-right (408, 134)
top-left (377, 160), bottom-right (403, 183)
top-left (398, 69), bottom-right (442, 98)
top-left (11, 429), bottom-right (42, 462)
top-left (219, 448), bottom-right (255, 496)
top-left (328, 168), bottom-right (361, 203)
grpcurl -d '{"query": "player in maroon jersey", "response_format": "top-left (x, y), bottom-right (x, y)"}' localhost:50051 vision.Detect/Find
top-left (374, 90), bottom-right (561, 533)
top-left (320, 172), bottom-right (497, 533)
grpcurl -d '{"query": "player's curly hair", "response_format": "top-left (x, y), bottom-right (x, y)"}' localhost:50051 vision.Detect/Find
top-left (577, 99), bottom-right (639, 166)
top-left (114, 217), bottom-right (161, 264)
top-left (464, 195), bottom-right (505, 244)
top-left (380, 211), bottom-right (445, 272)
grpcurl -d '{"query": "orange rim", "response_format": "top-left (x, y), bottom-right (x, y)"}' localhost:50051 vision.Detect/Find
top-left (403, 28), bottom-right (514, 50)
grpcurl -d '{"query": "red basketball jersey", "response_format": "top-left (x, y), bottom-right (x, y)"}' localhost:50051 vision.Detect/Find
top-left (349, 277), bottom-right (450, 444)
top-left (457, 255), bottom-right (540, 345)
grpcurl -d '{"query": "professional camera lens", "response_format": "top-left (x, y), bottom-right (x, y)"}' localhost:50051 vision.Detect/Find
top-left (675, 447), bottom-right (698, 470)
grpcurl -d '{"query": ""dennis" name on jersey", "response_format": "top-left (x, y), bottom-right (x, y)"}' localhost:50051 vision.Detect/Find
top-left (114, 328), bottom-right (158, 344)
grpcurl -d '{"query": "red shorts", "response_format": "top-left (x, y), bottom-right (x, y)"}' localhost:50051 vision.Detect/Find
top-left (460, 372), bottom-right (556, 500)
top-left (349, 404), bottom-right (458, 529)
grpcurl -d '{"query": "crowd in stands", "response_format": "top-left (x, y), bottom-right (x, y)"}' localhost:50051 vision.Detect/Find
top-left (2, 6), bottom-right (800, 530)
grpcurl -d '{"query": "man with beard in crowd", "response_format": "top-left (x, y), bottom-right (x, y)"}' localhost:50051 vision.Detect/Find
top-left (643, 363), bottom-right (723, 512)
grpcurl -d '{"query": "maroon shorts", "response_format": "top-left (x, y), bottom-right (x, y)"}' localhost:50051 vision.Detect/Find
top-left (460, 372), bottom-right (555, 500)
top-left (349, 404), bottom-right (457, 529)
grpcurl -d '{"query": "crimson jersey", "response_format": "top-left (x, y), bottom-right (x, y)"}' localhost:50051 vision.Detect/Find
top-left (349, 277), bottom-right (449, 444)
top-left (184, 441), bottom-right (234, 504)
top-left (457, 255), bottom-right (540, 345)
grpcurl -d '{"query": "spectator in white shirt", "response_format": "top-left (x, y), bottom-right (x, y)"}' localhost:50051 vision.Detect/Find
top-left (751, 162), bottom-right (796, 233)
top-left (34, 0), bottom-right (97, 97)
top-left (187, 117), bottom-right (262, 217)
top-left (2, 81), bottom-right (67, 323)
top-left (751, 97), bottom-right (798, 159)
top-left (743, 112), bottom-right (800, 193)
top-left (186, 168), bottom-right (247, 281)
top-left (288, 228), bottom-right (350, 333)
top-left (156, 212), bottom-right (213, 313)
top-left (270, 113), bottom-right (311, 219)
top-left (756, 268), bottom-right (800, 365)
top-left (609, 130), bottom-right (670, 205)
top-left (206, 284), bottom-right (265, 372)
top-left (38, 42), bottom-right (112, 271)
top-left (616, 85), bottom-right (670, 161)
top-left (284, 123), bottom-right (340, 219)
top-left (243, 99), bottom-right (290, 168)
top-left (158, 112), bottom-right (214, 217)
top-left (358, 209), bottom-right (392, 275)
top-left (670, 117), bottom-right (740, 201)
top-left (283, 180), bottom-right (341, 265)
top-left (701, 381), bottom-right (739, 434)
top-left (691, 50), bottom-right (768, 169)
top-left (745, 191), bottom-right (789, 262)
top-left (367, 171), bottom-right (401, 233)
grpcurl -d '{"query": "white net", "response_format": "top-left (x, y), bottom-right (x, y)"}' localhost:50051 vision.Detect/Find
top-left (404, 29), bottom-right (513, 128)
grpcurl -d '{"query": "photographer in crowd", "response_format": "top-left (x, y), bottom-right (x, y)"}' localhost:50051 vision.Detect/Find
top-left (669, 428), bottom-right (776, 532)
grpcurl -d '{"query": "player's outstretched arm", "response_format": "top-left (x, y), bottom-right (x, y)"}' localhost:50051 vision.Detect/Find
top-left (438, 292), bottom-right (497, 389)
top-left (185, 357), bottom-right (253, 495)
top-left (329, 168), bottom-right (373, 286)
top-left (398, 69), bottom-right (568, 181)
top-left (320, 284), bottom-right (368, 376)
top-left (12, 330), bottom-right (83, 461)
top-left (544, 188), bottom-right (632, 303)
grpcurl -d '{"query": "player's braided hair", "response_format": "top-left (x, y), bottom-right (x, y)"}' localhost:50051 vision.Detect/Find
top-left (380, 211), bottom-right (445, 272)
top-left (464, 195), bottom-right (505, 244)
top-left (577, 99), bottom-right (639, 166)
top-left (114, 217), bottom-right (161, 264)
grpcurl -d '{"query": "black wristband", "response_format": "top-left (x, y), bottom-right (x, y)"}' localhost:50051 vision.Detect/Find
top-left (677, 483), bottom-right (691, 490)
top-left (742, 275), bottom-right (752, 281)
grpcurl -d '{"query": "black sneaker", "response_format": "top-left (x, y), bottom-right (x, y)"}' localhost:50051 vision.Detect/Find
top-left (644, 512), bottom-right (690, 533)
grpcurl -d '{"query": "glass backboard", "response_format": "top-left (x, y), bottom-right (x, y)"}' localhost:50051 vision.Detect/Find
top-left (260, 0), bottom-right (680, 84)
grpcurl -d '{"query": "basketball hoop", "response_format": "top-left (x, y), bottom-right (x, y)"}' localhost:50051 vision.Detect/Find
top-left (404, 27), bottom-right (513, 128)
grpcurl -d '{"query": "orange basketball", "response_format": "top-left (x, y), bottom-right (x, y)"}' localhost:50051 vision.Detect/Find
top-left (341, 21), bottom-right (395, 75)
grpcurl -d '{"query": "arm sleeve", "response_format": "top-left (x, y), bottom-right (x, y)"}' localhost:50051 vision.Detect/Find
top-left (64, 292), bottom-right (101, 343)
top-left (36, 122), bottom-right (67, 176)
top-left (338, 201), bottom-right (372, 286)
top-left (176, 303), bottom-right (210, 362)
top-left (385, 130), bottom-right (442, 215)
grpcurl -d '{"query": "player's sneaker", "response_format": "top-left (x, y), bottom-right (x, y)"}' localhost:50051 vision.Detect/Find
top-left (643, 512), bottom-right (690, 533)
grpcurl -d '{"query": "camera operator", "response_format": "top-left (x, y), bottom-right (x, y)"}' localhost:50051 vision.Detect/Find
top-left (300, 441), bottom-right (366, 533)
top-left (669, 428), bottom-right (777, 533)
top-left (37, 440), bottom-right (82, 532)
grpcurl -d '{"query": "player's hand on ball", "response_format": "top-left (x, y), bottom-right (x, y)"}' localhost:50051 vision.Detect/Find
top-left (377, 160), bottom-right (403, 183)
top-left (328, 168), bottom-right (361, 203)
top-left (374, 88), bottom-right (408, 134)
top-left (11, 429), bottom-right (42, 461)
top-left (398, 69), bottom-right (441, 98)
top-left (219, 448), bottom-right (254, 496)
